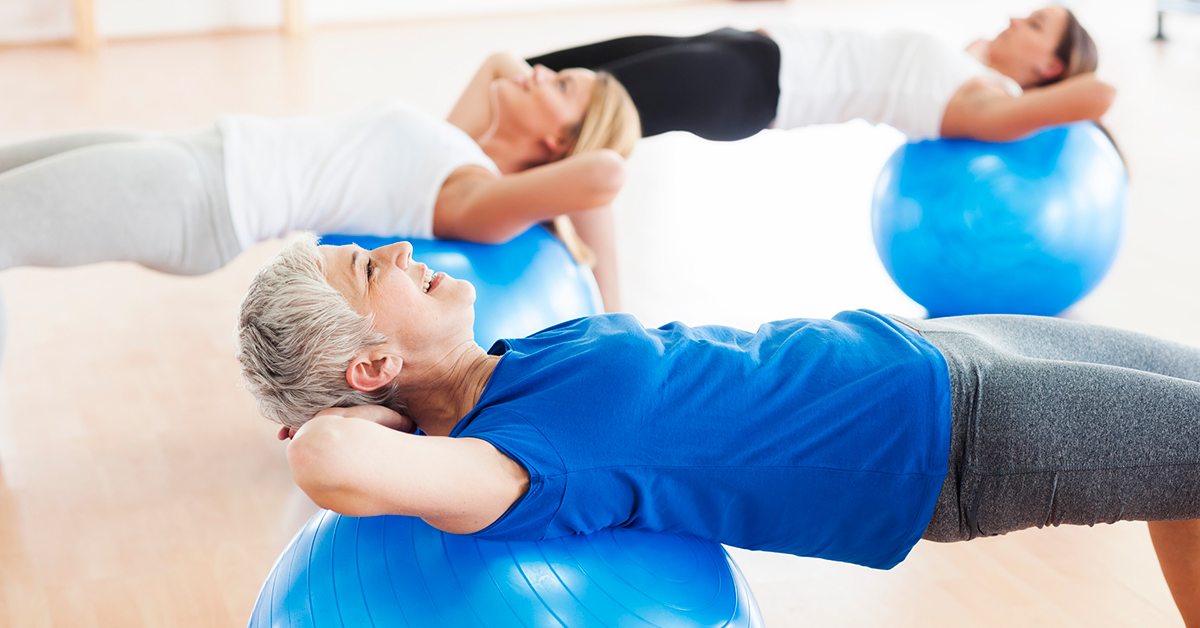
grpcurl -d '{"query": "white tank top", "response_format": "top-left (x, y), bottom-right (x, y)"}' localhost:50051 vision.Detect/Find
top-left (768, 28), bottom-right (1023, 140)
top-left (218, 101), bottom-right (499, 250)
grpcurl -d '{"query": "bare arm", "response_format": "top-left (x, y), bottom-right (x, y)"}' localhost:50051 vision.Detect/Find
top-left (566, 206), bottom-right (622, 312)
top-left (940, 73), bottom-right (1116, 142)
top-left (285, 409), bottom-right (529, 534)
top-left (446, 52), bottom-right (532, 138)
top-left (433, 148), bottom-right (626, 244)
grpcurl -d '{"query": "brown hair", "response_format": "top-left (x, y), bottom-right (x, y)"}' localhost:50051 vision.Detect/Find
top-left (1043, 9), bottom-right (1098, 86)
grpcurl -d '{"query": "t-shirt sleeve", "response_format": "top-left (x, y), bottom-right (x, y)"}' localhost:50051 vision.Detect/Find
top-left (456, 408), bottom-right (568, 541)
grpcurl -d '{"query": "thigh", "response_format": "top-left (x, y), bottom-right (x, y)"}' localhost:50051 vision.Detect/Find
top-left (0, 129), bottom-right (153, 175)
top-left (601, 38), bottom-right (779, 140)
top-left (923, 314), bottom-right (1200, 382)
top-left (531, 30), bottom-right (779, 140)
top-left (0, 139), bottom-right (228, 275)
top-left (967, 355), bottom-right (1200, 536)
top-left (917, 320), bottom-right (1200, 541)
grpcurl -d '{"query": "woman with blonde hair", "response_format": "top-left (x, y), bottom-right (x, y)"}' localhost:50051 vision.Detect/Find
top-left (0, 52), bottom-right (640, 319)
top-left (529, 6), bottom-right (1112, 143)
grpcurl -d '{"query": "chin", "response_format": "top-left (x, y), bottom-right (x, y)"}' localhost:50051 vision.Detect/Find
top-left (454, 277), bottom-right (477, 303)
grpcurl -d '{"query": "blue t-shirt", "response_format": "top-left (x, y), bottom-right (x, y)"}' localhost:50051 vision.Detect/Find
top-left (449, 310), bottom-right (951, 569)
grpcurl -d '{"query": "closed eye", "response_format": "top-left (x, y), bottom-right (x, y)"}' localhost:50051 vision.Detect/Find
top-left (366, 259), bottom-right (375, 280)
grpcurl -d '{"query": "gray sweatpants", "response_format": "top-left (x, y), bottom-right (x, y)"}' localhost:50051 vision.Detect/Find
top-left (0, 126), bottom-right (240, 274)
top-left (895, 315), bottom-right (1200, 542)
top-left (0, 127), bottom-right (241, 364)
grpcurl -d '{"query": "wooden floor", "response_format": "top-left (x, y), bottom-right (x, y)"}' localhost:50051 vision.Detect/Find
top-left (2, 0), bottom-right (1199, 626)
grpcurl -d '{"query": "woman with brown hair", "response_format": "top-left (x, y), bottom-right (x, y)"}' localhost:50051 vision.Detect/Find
top-left (529, 6), bottom-right (1112, 143)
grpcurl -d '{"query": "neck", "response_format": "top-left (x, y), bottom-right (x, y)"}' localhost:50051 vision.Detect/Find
top-left (398, 341), bottom-right (500, 436)
top-left (476, 128), bottom-right (544, 175)
top-left (966, 38), bottom-right (991, 66)
top-left (461, 81), bottom-right (542, 174)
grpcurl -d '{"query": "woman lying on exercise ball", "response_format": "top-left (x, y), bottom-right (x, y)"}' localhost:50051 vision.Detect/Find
top-left (0, 52), bottom-right (638, 312)
top-left (528, 5), bottom-right (1113, 142)
top-left (239, 236), bottom-right (1200, 626)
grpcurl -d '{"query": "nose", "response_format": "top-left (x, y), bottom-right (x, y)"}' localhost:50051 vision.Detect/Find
top-left (379, 241), bottom-right (413, 270)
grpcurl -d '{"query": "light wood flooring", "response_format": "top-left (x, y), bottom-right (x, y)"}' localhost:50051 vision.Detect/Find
top-left (2, 0), bottom-right (1199, 625)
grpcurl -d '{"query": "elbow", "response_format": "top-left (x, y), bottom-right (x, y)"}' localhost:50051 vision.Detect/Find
top-left (583, 149), bottom-right (626, 207)
top-left (1092, 83), bottom-right (1117, 118)
top-left (286, 416), bottom-right (359, 510)
top-left (486, 51), bottom-right (516, 68)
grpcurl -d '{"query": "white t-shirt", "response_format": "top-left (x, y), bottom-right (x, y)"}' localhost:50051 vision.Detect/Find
top-left (768, 28), bottom-right (1023, 140)
top-left (218, 101), bottom-right (499, 250)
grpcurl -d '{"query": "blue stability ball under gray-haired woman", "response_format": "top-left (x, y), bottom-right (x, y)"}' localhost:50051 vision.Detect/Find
top-left (248, 510), bottom-right (764, 628)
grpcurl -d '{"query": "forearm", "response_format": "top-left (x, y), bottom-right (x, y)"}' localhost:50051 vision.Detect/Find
top-left (447, 53), bottom-right (533, 134)
top-left (434, 150), bottom-right (626, 243)
top-left (567, 205), bottom-right (622, 312)
top-left (941, 75), bottom-right (1116, 142)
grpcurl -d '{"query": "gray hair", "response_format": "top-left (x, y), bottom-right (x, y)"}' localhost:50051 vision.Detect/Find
top-left (235, 234), bottom-right (399, 427)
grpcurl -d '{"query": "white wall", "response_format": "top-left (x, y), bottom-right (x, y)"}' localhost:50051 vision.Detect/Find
top-left (0, 0), bottom-right (684, 45)
top-left (0, 0), bottom-right (74, 44)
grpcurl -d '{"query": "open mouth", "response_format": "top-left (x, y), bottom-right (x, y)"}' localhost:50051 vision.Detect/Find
top-left (422, 266), bottom-right (445, 294)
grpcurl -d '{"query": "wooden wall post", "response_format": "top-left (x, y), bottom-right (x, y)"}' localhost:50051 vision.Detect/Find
top-left (73, 0), bottom-right (98, 50)
top-left (282, 0), bottom-right (309, 38)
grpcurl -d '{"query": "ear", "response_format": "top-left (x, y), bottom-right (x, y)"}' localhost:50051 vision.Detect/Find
top-left (1037, 57), bottom-right (1065, 82)
top-left (345, 348), bottom-right (403, 393)
top-left (541, 134), bottom-right (570, 159)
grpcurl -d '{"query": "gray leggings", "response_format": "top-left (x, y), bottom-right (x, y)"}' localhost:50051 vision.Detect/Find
top-left (895, 315), bottom-right (1200, 542)
top-left (0, 127), bottom-right (240, 274)
top-left (0, 127), bottom-right (241, 364)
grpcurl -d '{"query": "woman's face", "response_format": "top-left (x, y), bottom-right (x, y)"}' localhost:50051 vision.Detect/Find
top-left (320, 242), bottom-right (476, 352)
top-left (493, 65), bottom-right (596, 155)
top-left (991, 6), bottom-right (1069, 85)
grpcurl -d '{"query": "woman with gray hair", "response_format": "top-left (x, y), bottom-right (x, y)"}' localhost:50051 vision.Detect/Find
top-left (239, 235), bottom-right (1200, 625)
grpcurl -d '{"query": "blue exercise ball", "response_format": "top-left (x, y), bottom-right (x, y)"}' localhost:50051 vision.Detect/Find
top-left (871, 122), bottom-right (1128, 317)
top-left (320, 226), bottom-right (602, 348)
top-left (248, 511), bottom-right (765, 628)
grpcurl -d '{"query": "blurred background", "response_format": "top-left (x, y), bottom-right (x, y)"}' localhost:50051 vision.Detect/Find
top-left (0, 0), bottom-right (1198, 625)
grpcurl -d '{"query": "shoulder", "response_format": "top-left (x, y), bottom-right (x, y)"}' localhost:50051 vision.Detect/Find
top-left (951, 75), bottom-right (1017, 101)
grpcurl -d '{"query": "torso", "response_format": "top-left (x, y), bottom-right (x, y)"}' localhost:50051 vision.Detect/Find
top-left (451, 310), bottom-right (954, 569)
top-left (217, 101), bottom-right (499, 249)
top-left (767, 28), bottom-right (1022, 139)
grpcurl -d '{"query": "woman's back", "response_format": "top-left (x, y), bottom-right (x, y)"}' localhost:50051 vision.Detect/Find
top-left (453, 310), bottom-right (952, 568)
